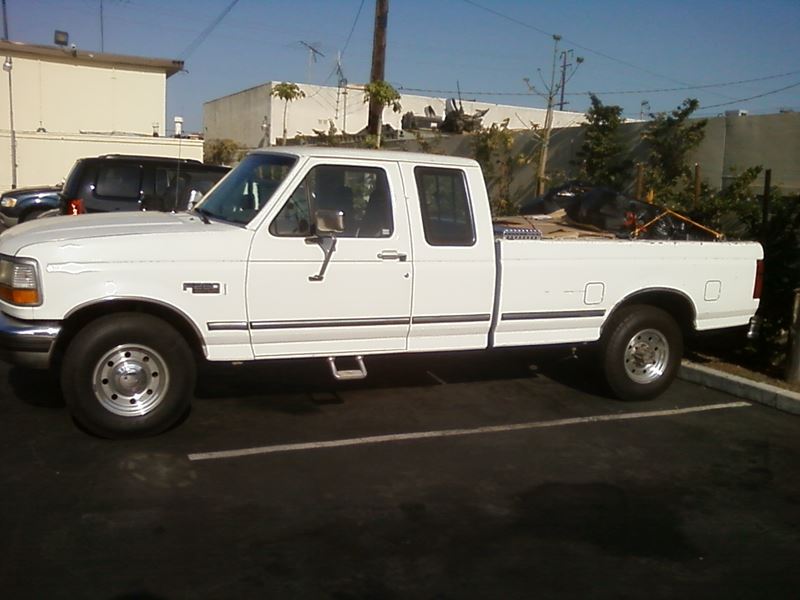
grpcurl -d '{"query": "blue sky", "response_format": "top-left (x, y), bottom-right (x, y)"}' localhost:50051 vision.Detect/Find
top-left (9, 0), bottom-right (800, 133)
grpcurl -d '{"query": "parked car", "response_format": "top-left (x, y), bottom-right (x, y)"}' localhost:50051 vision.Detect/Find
top-left (0, 185), bottom-right (62, 227)
top-left (58, 154), bottom-right (229, 216)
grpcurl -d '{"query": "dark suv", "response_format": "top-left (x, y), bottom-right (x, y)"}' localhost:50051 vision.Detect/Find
top-left (0, 185), bottom-right (62, 227)
top-left (60, 154), bottom-right (229, 216)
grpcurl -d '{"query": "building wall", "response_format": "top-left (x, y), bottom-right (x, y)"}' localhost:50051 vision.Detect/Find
top-left (0, 132), bottom-right (202, 190)
top-left (203, 84), bottom-right (274, 149)
top-left (0, 54), bottom-right (167, 136)
top-left (203, 81), bottom-right (585, 148)
top-left (394, 112), bottom-right (800, 199)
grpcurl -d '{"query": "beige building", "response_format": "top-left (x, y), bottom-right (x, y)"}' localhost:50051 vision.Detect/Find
top-left (203, 81), bottom-right (586, 148)
top-left (0, 40), bottom-right (203, 191)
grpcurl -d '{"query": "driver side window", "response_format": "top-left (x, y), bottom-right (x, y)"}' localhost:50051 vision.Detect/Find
top-left (269, 164), bottom-right (393, 238)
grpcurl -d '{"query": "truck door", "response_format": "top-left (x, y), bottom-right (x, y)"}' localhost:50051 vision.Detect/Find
top-left (401, 163), bottom-right (496, 351)
top-left (246, 159), bottom-right (412, 358)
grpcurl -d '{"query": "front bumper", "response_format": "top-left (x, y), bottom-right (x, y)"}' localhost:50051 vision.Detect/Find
top-left (0, 211), bottom-right (19, 228)
top-left (0, 312), bottom-right (61, 369)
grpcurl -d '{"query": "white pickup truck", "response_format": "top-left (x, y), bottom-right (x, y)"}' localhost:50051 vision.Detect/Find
top-left (0, 147), bottom-right (763, 437)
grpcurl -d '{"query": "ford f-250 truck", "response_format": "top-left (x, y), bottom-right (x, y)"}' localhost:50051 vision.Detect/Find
top-left (0, 147), bottom-right (763, 438)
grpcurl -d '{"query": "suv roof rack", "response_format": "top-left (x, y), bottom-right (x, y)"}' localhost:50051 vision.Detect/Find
top-left (96, 154), bottom-right (204, 164)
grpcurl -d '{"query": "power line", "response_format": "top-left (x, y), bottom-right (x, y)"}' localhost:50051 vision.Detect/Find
top-left (341, 0), bottom-right (366, 58)
top-left (179, 0), bottom-right (241, 60)
top-left (456, 0), bottom-right (736, 100)
top-left (394, 69), bottom-right (800, 99)
top-left (699, 80), bottom-right (800, 111)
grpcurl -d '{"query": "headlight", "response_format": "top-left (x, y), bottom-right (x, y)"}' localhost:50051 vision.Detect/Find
top-left (1, 197), bottom-right (17, 208)
top-left (0, 256), bottom-right (41, 305)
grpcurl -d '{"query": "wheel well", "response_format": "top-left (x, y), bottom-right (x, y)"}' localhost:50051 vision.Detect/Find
top-left (20, 205), bottom-right (49, 221)
top-left (52, 300), bottom-right (206, 368)
top-left (606, 290), bottom-right (696, 336)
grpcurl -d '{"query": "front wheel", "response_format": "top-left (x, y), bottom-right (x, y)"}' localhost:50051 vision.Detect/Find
top-left (61, 313), bottom-right (195, 438)
top-left (601, 305), bottom-right (682, 401)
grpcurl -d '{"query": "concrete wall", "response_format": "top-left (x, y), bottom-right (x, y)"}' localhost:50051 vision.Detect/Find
top-left (691, 112), bottom-right (800, 192)
top-left (393, 111), bottom-right (800, 202)
top-left (0, 54), bottom-right (167, 136)
top-left (0, 132), bottom-right (202, 190)
top-left (203, 84), bottom-right (274, 149)
top-left (203, 81), bottom-right (585, 148)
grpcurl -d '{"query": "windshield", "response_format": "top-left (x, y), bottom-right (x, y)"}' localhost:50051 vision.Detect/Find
top-left (195, 153), bottom-right (297, 224)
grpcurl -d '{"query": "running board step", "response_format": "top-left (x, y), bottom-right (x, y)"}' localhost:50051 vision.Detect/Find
top-left (327, 356), bottom-right (367, 381)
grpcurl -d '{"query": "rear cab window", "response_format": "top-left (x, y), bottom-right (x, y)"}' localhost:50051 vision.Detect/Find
top-left (414, 166), bottom-right (475, 246)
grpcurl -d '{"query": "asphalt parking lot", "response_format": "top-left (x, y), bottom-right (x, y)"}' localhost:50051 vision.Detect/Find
top-left (1, 349), bottom-right (799, 599)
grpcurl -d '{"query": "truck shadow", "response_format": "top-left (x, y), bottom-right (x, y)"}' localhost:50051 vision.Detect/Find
top-left (7, 367), bottom-right (64, 408)
top-left (5, 347), bottom-right (611, 414)
top-left (193, 346), bottom-right (612, 404)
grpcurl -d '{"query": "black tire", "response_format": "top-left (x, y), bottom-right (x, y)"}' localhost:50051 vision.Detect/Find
top-left (601, 304), bottom-right (682, 401)
top-left (61, 313), bottom-right (195, 438)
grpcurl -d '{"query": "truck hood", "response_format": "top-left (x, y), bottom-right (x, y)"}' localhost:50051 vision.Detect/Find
top-left (0, 211), bottom-right (251, 260)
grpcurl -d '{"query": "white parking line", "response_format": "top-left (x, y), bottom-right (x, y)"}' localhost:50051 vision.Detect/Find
top-left (188, 401), bottom-right (751, 462)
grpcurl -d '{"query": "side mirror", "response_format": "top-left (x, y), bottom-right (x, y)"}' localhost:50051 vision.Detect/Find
top-left (306, 209), bottom-right (344, 282)
top-left (187, 189), bottom-right (204, 210)
top-left (314, 208), bottom-right (345, 235)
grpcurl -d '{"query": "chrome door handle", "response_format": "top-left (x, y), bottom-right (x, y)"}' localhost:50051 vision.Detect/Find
top-left (377, 250), bottom-right (407, 262)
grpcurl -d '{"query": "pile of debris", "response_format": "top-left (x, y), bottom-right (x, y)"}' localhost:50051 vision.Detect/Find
top-left (494, 182), bottom-right (722, 241)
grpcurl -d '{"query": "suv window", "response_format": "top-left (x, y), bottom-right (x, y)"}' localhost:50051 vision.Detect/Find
top-left (155, 167), bottom-right (226, 211)
top-left (414, 167), bottom-right (475, 246)
top-left (95, 165), bottom-right (142, 200)
top-left (270, 164), bottom-right (393, 238)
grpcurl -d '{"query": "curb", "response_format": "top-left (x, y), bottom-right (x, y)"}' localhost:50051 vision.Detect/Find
top-left (679, 360), bottom-right (800, 416)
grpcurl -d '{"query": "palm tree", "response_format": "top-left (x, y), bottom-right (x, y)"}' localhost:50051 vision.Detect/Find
top-left (363, 81), bottom-right (402, 148)
top-left (271, 82), bottom-right (306, 145)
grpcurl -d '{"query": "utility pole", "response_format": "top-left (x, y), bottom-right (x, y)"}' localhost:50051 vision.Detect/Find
top-left (367, 0), bottom-right (388, 137)
top-left (533, 34), bottom-right (560, 197)
top-left (557, 49), bottom-right (582, 111)
top-left (639, 100), bottom-right (650, 120)
top-left (525, 35), bottom-right (583, 196)
top-left (100, 0), bottom-right (104, 52)
top-left (2, 0), bottom-right (17, 189)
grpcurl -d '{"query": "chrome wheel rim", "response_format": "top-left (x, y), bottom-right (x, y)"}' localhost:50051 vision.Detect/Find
top-left (93, 344), bottom-right (169, 417)
top-left (624, 328), bottom-right (669, 384)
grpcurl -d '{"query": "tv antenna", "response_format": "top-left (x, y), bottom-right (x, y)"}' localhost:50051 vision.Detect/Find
top-left (299, 40), bottom-right (325, 83)
top-left (335, 52), bottom-right (349, 132)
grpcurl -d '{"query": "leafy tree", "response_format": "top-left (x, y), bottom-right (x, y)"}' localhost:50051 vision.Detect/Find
top-left (472, 120), bottom-right (518, 215)
top-left (573, 94), bottom-right (632, 190)
top-left (271, 82), bottom-right (306, 145)
top-left (363, 81), bottom-right (401, 148)
top-left (685, 166), bottom-right (800, 372)
top-left (642, 98), bottom-right (707, 198)
top-left (203, 138), bottom-right (244, 165)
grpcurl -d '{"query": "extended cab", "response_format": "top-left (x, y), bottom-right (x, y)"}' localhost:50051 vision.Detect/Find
top-left (0, 148), bottom-right (763, 438)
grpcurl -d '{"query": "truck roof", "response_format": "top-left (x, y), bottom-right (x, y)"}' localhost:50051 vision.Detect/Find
top-left (250, 146), bottom-right (480, 168)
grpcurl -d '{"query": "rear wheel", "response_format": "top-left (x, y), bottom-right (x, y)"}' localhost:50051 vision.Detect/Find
top-left (61, 313), bottom-right (195, 438)
top-left (601, 305), bottom-right (682, 401)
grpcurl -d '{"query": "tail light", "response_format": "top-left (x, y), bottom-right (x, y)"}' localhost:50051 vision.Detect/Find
top-left (753, 259), bottom-right (764, 299)
top-left (67, 198), bottom-right (85, 215)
